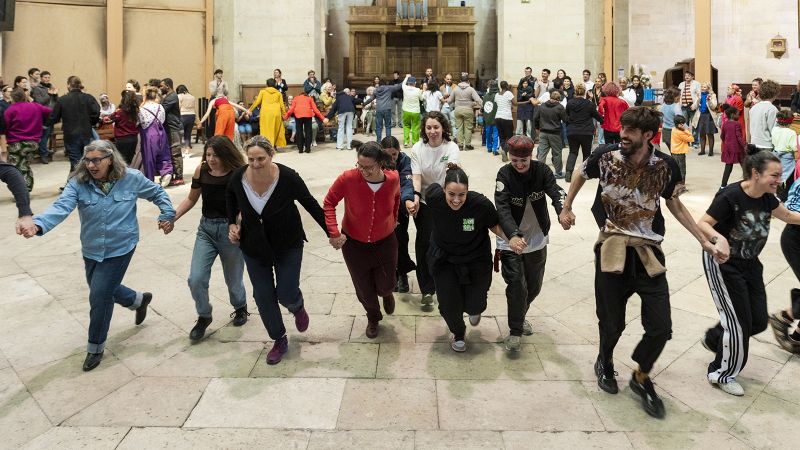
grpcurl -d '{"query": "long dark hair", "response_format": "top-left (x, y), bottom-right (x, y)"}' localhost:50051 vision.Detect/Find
top-left (204, 135), bottom-right (246, 171)
top-left (119, 90), bottom-right (139, 123)
top-left (353, 140), bottom-right (392, 168)
top-left (743, 148), bottom-right (780, 180)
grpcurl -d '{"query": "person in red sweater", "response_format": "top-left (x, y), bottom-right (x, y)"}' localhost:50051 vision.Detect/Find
top-left (107, 90), bottom-right (140, 165)
top-left (323, 140), bottom-right (400, 338)
top-left (283, 91), bottom-right (328, 153)
top-left (4, 88), bottom-right (51, 191)
top-left (597, 82), bottom-right (629, 144)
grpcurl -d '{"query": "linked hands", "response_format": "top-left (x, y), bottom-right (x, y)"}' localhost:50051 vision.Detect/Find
top-left (405, 198), bottom-right (419, 218)
top-left (508, 236), bottom-right (527, 255)
top-left (228, 224), bottom-right (240, 243)
top-left (329, 235), bottom-right (347, 250)
top-left (558, 208), bottom-right (575, 230)
top-left (16, 216), bottom-right (37, 238)
top-left (158, 220), bottom-right (174, 235)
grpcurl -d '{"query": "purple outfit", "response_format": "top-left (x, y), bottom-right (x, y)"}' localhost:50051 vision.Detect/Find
top-left (138, 104), bottom-right (173, 180)
top-left (4, 102), bottom-right (52, 143)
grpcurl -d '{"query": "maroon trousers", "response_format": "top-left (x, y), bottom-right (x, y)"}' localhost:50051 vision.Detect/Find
top-left (342, 233), bottom-right (398, 322)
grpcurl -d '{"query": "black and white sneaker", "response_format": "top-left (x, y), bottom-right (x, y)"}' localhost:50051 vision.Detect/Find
top-left (629, 373), bottom-right (666, 419)
top-left (594, 356), bottom-right (619, 394)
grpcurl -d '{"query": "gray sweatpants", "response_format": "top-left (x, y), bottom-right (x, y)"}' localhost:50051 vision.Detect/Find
top-left (537, 132), bottom-right (563, 174)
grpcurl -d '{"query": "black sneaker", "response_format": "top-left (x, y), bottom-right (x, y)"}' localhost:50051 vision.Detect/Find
top-left (396, 274), bottom-right (409, 293)
top-left (190, 317), bottom-right (212, 341)
top-left (230, 307), bottom-right (250, 327)
top-left (629, 373), bottom-right (666, 419)
top-left (135, 293), bottom-right (152, 325)
top-left (701, 331), bottom-right (718, 353)
top-left (594, 356), bottom-right (619, 394)
top-left (82, 351), bottom-right (104, 371)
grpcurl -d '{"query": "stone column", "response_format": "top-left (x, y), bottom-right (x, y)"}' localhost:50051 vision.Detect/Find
top-left (381, 31), bottom-right (387, 78)
top-left (467, 32), bottom-right (475, 76)
top-left (694, 0), bottom-right (711, 83)
top-left (349, 31), bottom-right (356, 82)
top-left (603, 0), bottom-right (613, 78)
top-left (106, 0), bottom-right (124, 95)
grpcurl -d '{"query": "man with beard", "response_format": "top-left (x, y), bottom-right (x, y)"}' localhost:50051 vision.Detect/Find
top-left (558, 107), bottom-right (722, 419)
top-left (160, 78), bottom-right (184, 185)
top-left (440, 73), bottom-right (456, 128)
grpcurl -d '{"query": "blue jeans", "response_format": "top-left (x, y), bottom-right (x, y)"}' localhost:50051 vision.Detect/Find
top-left (242, 244), bottom-right (304, 340)
top-left (64, 135), bottom-right (92, 170)
top-left (84, 249), bottom-right (141, 353)
top-left (682, 106), bottom-right (699, 144)
top-left (38, 125), bottom-right (53, 157)
top-left (484, 124), bottom-right (498, 152)
top-left (337, 111), bottom-right (354, 149)
top-left (375, 109), bottom-right (393, 142)
top-left (188, 217), bottom-right (246, 318)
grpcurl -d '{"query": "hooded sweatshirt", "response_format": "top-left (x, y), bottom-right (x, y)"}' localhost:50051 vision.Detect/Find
top-left (449, 81), bottom-right (482, 109)
top-left (533, 100), bottom-right (567, 134)
top-left (566, 97), bottom-right (604, 135)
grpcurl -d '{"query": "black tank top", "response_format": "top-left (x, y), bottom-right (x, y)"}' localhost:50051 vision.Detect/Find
top-left (191, 164), bottom-right (232, 219)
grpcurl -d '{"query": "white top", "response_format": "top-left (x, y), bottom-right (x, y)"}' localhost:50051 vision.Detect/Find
top-left (622, 88), bottom-right (637, 107)
top-left (242, 173), bottom-right (279, 215)
top-left (424, 91), bottom-right (444, 112)
top-left (367, 180), bottom-right (385, 193)
top-left (583, 80), bottom-right (595, 92)
top-left (402, 84), bottom-right (423, 113)
top-left (536, 80), bottom-right (554, 102)
top-left (496, 201), bottom-right (548, 253)
top-left (495, 91), bottom-right (514, 120)
top-left (410, 140), bottom-right (460, 200)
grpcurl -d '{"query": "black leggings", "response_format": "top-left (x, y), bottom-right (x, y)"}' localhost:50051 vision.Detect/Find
top-left (721, 163), bottom-right (743, 187)
top-left (780, 224), bottom-right (800, 318)
top-left (701, 134), bottom-right (715, 154)
top-left (295, 117), bottom-right (314, 152)
top-left (116, 135), bottom-right (138, 165)
top-left (566, 134), bottom-right (593, 174)
top-left (495, 118), bottom-right (514, 152)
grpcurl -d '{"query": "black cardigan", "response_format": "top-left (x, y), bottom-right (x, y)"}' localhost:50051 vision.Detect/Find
top-left (226, 163), bottom-right (328, 262)
top-left (495, 162), bottom-right (564, 239)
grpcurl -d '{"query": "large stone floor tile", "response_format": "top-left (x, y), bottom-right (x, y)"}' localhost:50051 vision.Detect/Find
top-left (350, 315), bottom-right (416, 343)
top-left (730, 392), bottom-right (799, 448)
top-left (437, 380), bottom-right (603, 431)
top-left (307, 431), bottom-right (414, 450)
top-left (18, 352), bottom-right (135, 424)
top-left (624, 431), bottom-right (749, 449)
top-left (503, 431), bottom-right (633, 449)
top-left (22, 426), bottom-right (129, 450)
top-left (763, 355), bottom-right (800, 405)
top-left (105, 319), bottom-right (191, 375)
top-left (0, 368), bottom-right (52, 450)
top-left (147, 339), bottom-right (263, 378)
top-left (515, 316), bottom-right (591, 345)
top-left (337, 379), bottom-right (437, 430)
top-left (0, 273), bottom-right (50, 304)
top-left (184, 378), bottom-right (346, 429)
top-left (536, 344), bottom-right (633, 380)
top-left (376, 342), bottom-right (546, 380)
top-left (669, 290), bottom-right (720, 320)
top-left (303, 275), bottom-right (356, 294)
top-left (414, 431), bottom-right (504, 449)
top-left (416, 315), bottom-right (502, 343)
top-left (250, 342), bottom-right (378, 378)
top-left (215, 314), bottom-right (354, 343)
top-left (116, 427), bottom-right (310, 450)
top-left (66, 376), bottom-right (208, 427)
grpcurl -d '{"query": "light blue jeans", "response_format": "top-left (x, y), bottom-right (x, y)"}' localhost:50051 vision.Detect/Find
top-left (775, 150), bottom-right (794, 183)
top-left (188, 217), bottom-right (247, 318)
top-left (337, 111), bottom-right (354, 149)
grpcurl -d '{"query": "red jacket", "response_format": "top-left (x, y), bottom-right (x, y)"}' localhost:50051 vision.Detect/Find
top-left (598, 96), bottom-right (629, 133)
top-left (284, 94), bottom-right (325, 121)
top-left (323, 169), bottom-right (400, 243)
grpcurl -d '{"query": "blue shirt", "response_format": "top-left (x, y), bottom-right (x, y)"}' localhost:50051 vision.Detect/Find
top-left (700, 92), bottom-right (709, 113)
top-left (786, 178), bottom-right (800, 213)
top-left (34, 168), bottom-right (175, 262)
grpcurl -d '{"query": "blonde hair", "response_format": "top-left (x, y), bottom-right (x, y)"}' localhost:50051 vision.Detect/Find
top-left (574, 83), bottom-right (586, 97)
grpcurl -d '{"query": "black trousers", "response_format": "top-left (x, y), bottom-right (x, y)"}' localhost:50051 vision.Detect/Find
top-left (413, 202), bottom-right (435, 295)
top-left (296, 117), bottom-right (313, 152)
top-left (342, 234), bottom-right (398, 323)
top-left (566, 134), bottom-right (593, 174)
top-left (496, 118), bottom-right (514, 152)
top-left (396, 211), bottom-right (416, 276)
top-left (703, 254), bottom-right (767, 383)
top-left (501, 248), bottom-right (547, 336)
top-left (603, 130), bottom-right (621, 144)
top-left (433, 258), bottom-right (492, 339)
top-left (116, 135), bottom-right (138, 165)
top-left (662, 128), bottom-right (672, 151)
top-left (781, 224), bottom-right (800, 317)
top-left (595, 245), bottom-right (672, 373)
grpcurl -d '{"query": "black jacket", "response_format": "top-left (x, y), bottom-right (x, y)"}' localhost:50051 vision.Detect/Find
top-left (161, 92), bottom-right (182, 133)
top-left (50, 90), bottom-right (100, 139)
top-left (226, 164), bottom-right (328, 262)
top-left (791, 90), bottom-right (800, 115)
top-left (533, 100), bottom-right (567, 134)
top-left (495, 162), bottom-right (564, 239)
top-left (566, 97), bottom-right (604, 136)
top-left (326, 92), bottom-right (361, 119)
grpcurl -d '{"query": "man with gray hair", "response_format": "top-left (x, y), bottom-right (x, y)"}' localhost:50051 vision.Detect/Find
top-left (448, 72), bottom-right (482, 150)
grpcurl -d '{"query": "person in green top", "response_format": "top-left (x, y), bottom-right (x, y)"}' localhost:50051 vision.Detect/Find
top-left (481, 81), bottom-right (499, 157)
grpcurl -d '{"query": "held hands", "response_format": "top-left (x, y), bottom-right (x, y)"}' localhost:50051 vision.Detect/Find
top-left (405, 198), bottom-right (420, 218)
top-left (703, 236), bottom-right (730, 265)
top-left (558, 209), bottom-right (575, 230)
top-left (323, 118), bottom-right (329, 125)
top-left (228, 224), bottom-right (240, 243)
top-left (16, 216), bottom-right (37, 238)
top-left (329, 235), bottom-right (347, 250)
top-left (508, 236), bottom-right (527, 255)
top-left (158, 220), bottom-right (174, 235)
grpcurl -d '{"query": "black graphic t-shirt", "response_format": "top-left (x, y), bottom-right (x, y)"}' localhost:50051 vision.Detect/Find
top-left (425, 183), bottom-right (499, 264)
top-left (707, 182), bottom-right (780, 260)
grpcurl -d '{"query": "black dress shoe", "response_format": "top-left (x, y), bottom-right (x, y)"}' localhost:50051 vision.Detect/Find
top-left (190, 317), bottom-right (213, 341)
top-left (594, 356), bottom-right (619, 394)
top-left (83, 351), bottom-right (104, 371)
top-left (230, 307), bottom-right (249, 327)
top-left (629, 373), bottom-right (666, 419)
top-left (135, 293), bottom-right (152, 325)
top-left (396, 274), bottom-right (409, 293)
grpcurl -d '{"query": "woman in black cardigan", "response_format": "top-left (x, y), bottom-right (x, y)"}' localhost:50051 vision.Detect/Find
top-left (564, 83), bottom-right (604, 182)
top-left (227, 135), bottom-right (329, 365)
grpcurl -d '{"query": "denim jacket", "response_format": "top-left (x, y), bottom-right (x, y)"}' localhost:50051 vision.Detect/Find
top-left (34, 169), bottom-right (175, 262)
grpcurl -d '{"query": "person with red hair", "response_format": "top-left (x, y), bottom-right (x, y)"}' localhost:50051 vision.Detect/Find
top-left (597, 82), bottom-right (628, 144)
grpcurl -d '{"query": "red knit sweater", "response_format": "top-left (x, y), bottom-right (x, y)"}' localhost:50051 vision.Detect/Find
top-left (323, 169), bottom-right (400, 243)
top-left (598, 96), bottom-right (629, 133)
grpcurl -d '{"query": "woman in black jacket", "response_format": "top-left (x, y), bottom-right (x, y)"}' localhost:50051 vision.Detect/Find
top-left (227, 135), bottom-right (329, 365)
top-left (565, 83), bottom-right (604, 182)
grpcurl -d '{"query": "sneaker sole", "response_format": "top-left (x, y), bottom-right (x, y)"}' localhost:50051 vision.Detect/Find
top-left (708, 379), bottom-right (744, 396)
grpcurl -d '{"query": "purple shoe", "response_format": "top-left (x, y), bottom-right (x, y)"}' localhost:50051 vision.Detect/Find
top-left (266, 336), bottom-right (288, 365)
top-left (294, 307), bottom-right (309, 332)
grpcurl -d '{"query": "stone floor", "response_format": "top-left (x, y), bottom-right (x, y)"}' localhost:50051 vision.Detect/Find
top-left (0, 134), bottom-right (797, 450)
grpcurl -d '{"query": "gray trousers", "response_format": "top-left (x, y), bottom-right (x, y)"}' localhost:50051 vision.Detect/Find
top-left (393, 98), bottom-right (402, 126)
top-left (537, 132), bottom-right (563, 174)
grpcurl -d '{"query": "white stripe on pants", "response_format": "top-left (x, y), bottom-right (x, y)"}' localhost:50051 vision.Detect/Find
top-left (702, 252), bottom-right (746, 383)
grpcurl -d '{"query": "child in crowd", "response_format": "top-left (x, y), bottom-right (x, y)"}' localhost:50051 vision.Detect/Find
top-left (719, 104), bottom-right (746, 188)
top-left (772, 109), bottom-right (798, 183)
top-left (670, 115), bottom-right (693, 180)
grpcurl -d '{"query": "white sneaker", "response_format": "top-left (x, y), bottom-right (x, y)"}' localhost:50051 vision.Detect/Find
top-left (451, 336), bottom-right (466, 353)
top-left (160, 174), bottom-right (172, 187)
top-left (522, 320), bottom-right (533, 336)
top-left (712, 379), bottom-right (744, 396)
top-left (504, 335), bottom-right (521, 352)
top-left (469, 315), bottom-right (481, 326)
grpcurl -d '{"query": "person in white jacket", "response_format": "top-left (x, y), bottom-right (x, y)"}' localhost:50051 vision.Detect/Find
top-left (678, 71), bottom-right (702, 145)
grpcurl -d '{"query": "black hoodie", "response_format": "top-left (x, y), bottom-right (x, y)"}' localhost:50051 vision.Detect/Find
top-left (533, 100), bottom-right (567, 134)
top-left (566, 97), bottom-right (604, 136)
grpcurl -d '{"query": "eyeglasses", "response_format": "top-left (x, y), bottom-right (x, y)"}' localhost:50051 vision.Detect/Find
top-left (355, 162), bottom-right (379, 173)
top-left (84, 154), bottom-right (112, 166)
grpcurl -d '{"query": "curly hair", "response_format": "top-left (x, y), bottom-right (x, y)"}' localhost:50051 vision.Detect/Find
top-left (602, 82), bottom-right (620, 97)
top-left (420, 111), bottom-right (452, 144)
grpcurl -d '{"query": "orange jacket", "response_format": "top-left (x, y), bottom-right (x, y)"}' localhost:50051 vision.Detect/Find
top-left (284, 94), bottom-right (325, 121)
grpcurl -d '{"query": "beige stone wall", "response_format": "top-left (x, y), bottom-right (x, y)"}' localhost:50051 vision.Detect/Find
top-left (628, 0), bottom-right (799, 89)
